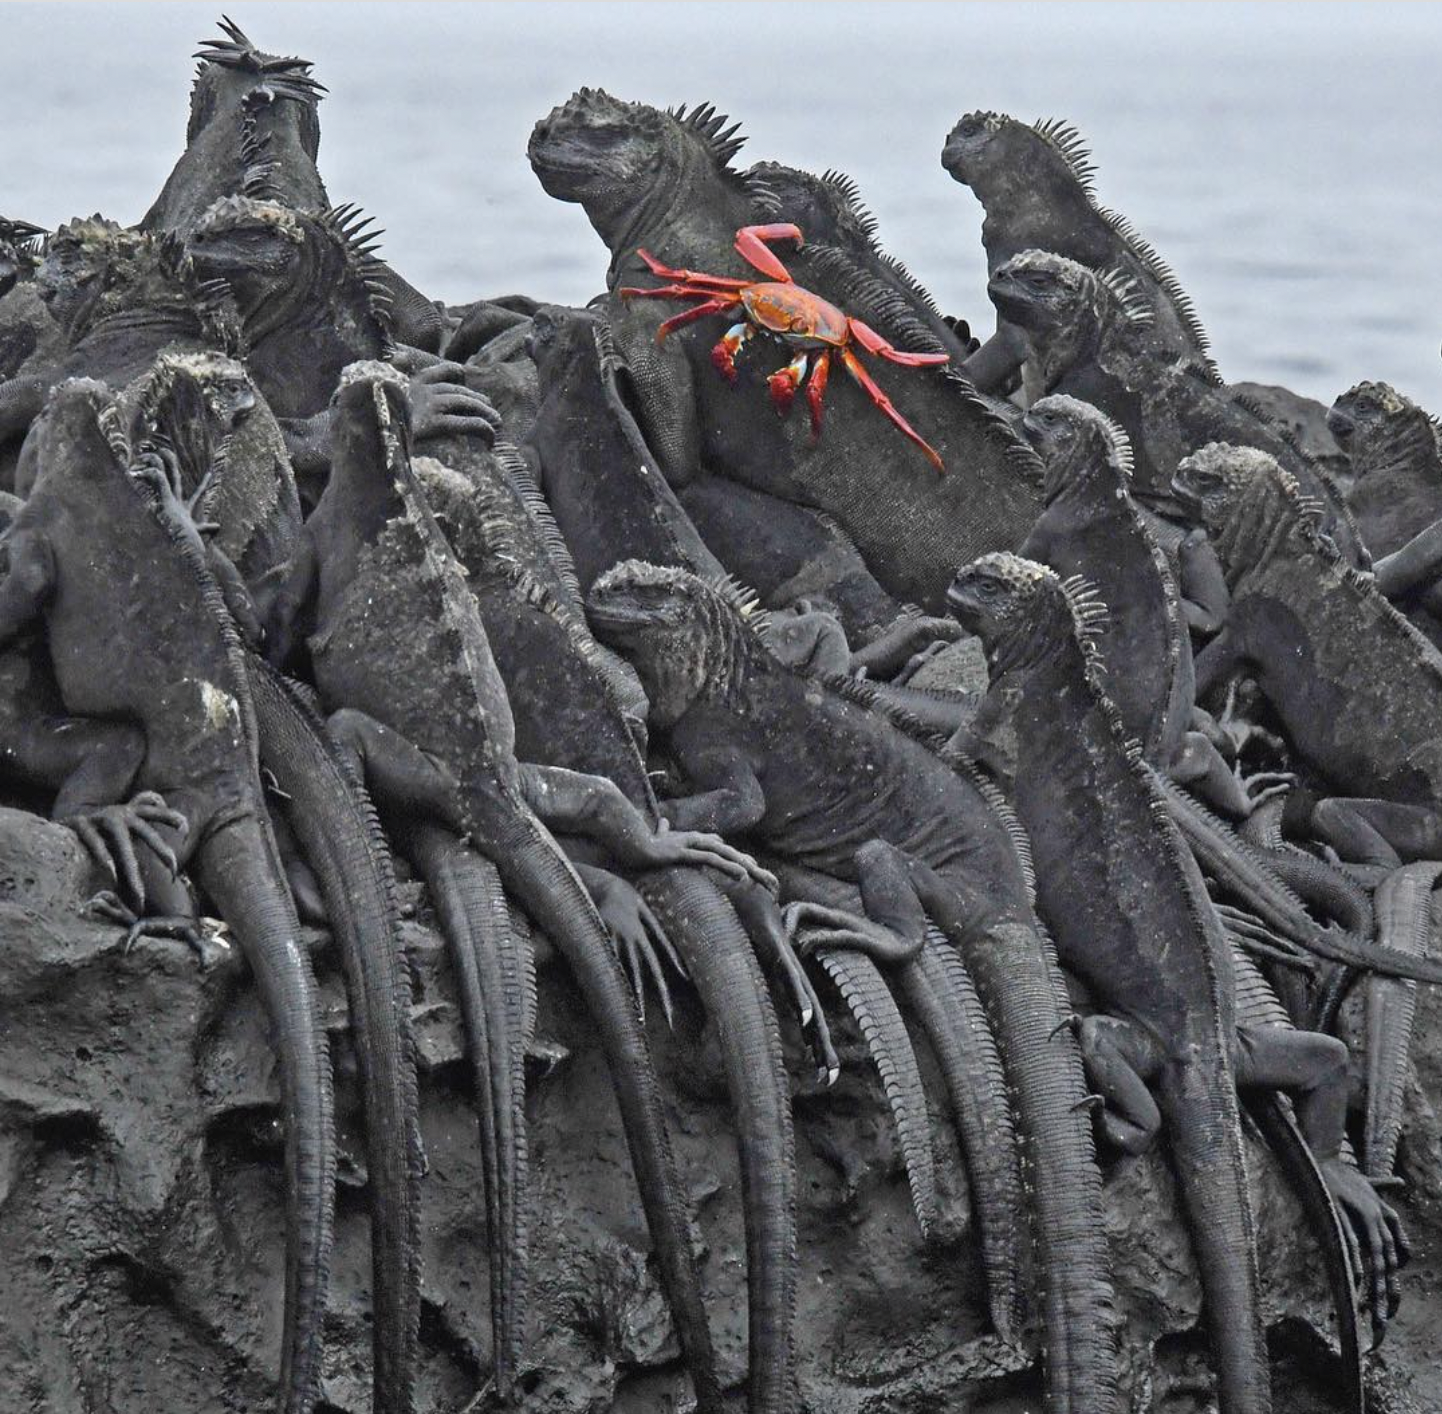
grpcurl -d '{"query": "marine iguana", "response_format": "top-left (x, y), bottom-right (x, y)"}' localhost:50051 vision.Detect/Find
top-left (1173, 443), bottom-right (1442, 866)
top-left (0, 218), bottom-right (44, 302)
top-left (947, 552), bottom-right (1407, 1410)
top-left (1016, 393), bottom-right (1279, 814)
top-left (0, 217), bottom-right (52, 383)
top-left (586, 559), bottom-right (1124, 1414)
top-left (941, 111), bottom-right (1215, 375)
top-left (265, 362), bottom-right (770, 1409)
top-left (0, 379), bottom-right (335, 1414)
top-left (183, 195), bottom-right (495, 483)
top-left (142, 15), bottom-right (445, 352)
top-left (1328, 382), bottom-right (1442, 636)
top-left (124, 351), bottom-right (425, 1412)
top-left (528, 88), bottom-right (1043, 612)
top-left (418, 449), bottom-right (815, 1413)
top-left (986, 248), bottom-right (1367, 565)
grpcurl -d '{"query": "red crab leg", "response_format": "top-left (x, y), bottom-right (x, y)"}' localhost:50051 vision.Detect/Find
top-left (734, 224), bottom-right (804, 283)
top-left (651, 293), bottom-right (743, 343)
top-left (768, 350), bottom-right (809, 416)
top-left (712, 321), bottom-right (751, 382)
top-left (848, 317), bottom-right (952, 368)
top-left (805, 349), bottom-right (831, 438)
top-left (632, 248), bottom-right (752, 290)
top-left (839, 346), bottom-right (945, 472)
top-left (619, 282), bottom-right (733, 303)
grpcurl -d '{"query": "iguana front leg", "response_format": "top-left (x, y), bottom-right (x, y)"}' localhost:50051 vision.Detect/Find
top-left (653, 734), bottom-right (768, 836)
top-left (1236, 1024), bottom-right (1409, 1329)
top-left (518, 761), bottom-right (772, 887)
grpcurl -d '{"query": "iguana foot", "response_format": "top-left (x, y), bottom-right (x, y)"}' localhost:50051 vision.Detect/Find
top-left (86, 891), bottom-right (231, 968)
top-left (784, 901), bottom-right (923, 965)
top-left (1214, 903), bottom-right (1317, 973)
top-left (1320, 1158), bottom-right (1410, 1342)
top-left (1236, 769), bottom-right (1297, 813)
top-left (407, 361), bottom-right (502, 444)
top-left (588, 869), bottom-right (686, 1026)
top-left (636, 818), bottom-right (778, 891)
top-left (64, 792), bottom-right (187, 909)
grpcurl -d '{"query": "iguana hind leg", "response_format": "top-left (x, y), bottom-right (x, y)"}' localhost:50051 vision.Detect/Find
top-left (1074, 1015), bottom-right (1165, 1156)
top-left (1311, 797), bottom-right (1442, 868)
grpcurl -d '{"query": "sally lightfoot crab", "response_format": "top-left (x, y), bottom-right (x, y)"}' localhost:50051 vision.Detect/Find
top-left (621, 222), bottom-right (951, 470)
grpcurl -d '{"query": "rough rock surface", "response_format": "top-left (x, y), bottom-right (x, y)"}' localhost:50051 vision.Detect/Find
top-left (0, 803), bottom-right (1432, 1412)
top-left (1231, 382), bottom-right (1347, 481)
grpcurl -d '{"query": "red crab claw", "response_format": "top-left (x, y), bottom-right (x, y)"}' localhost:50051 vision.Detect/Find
top-left (839, 346), bottom-right (945, 472)
top-left (768, 351), bottom-right (809, 416)
top-left (631, 248), bottom-right (752, 290)
top-left (734, 224), bottom-right (804, 283)
top-left (848, 317), bottom-right (952, 368)
top-left (712, 322), bottom-right (751, 382)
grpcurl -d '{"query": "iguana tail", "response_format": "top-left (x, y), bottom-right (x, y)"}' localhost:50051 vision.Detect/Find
top-left (931, 911), bottom-right (1121, 1414)
top-left (813, 945), bottom-right (937, 1235)
top-left (196, 812), bottom-right (335, 1414)
top-left (406, 824), bottom-right (534, 1400)
top-left (901, 932), bottom-right (1029, 1342)
top-left (1158, 1060), bottom-right (1272, 1414)
top-left (637, 868), bottom-right (798, 1414)
top-left (247, 656), bottom-right (423, 1414)
top-left (480, 797), bottom-right (722, 1411)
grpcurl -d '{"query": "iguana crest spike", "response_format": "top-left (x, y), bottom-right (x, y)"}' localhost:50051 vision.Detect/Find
top-left (1031, 117), bottom-right (1099, 191)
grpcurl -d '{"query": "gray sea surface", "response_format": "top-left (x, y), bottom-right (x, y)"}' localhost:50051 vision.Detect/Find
top-left (2, 1), bottom-right (1439, 404)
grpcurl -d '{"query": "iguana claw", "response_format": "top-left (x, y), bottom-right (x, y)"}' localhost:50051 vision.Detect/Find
top-left (64, 792), bottom-right (187, 909)
top-left (645, 818), bottom-right (778, 891)
top-left (783, 900), bottom-right (923, 964)
top-left (87, 891), bottom-right (230, 968)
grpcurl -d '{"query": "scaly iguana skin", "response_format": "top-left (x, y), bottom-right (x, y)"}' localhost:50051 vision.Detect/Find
top-left (528, 88), bottom-right (1043, 612)
top-left (0, 379), bottom-right (334, 1414)
top-left (941, 111), bottom-right (1215, 374)
top-left (419, 450), bottom-right (813, 1414)
top-left (587, 560), bottom-right (1124, 1414)
top-left (125, 352), bottom-right (425, 1414)
top-left (1328, 382), bottom-right (1442, 639)
top-left (266, 363), bottom-right (765, 1410)
top-left (948, 553), bottom-right (1408, 1413)
top-left (1174, 443), bottom-right (1442, 865)
top-left (142, 15), bottom-right (445, 352)
top-left (987, 249), bottom-right (1367, 565)
top-left (0, 218), bottom-right (54, 382)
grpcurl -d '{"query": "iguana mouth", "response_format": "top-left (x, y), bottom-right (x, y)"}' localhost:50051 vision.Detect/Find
top-left (1325, 407), bottom-right (1355, 442)
top-left (585, 599), bottom-right (655, 637)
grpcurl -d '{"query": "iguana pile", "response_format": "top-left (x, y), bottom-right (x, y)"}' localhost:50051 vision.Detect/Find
top-left (986, 247), bottom-right (1366, 563)
top-left (947, 551), bottom-right (1407, 1411)
top-left (587, 558), bottom-right (1123, 1414)
top-left (264, 362), bottom-right (779, 1408)
top-left (142, 14), bottom-right (445, 352)
top-left (941, 110), bottom-right (1215, 374)
top-left (528, 88), bottom-right (1043, 612)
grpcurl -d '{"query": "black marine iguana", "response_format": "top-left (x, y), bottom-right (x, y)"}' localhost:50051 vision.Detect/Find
top-left (126, 349), bottom-right (425, 1413)
top-left (0, 217), bottom-right (52, 380)
top-left (418, 447), bottom-right (816, 1413)
top-left (586, 560), bottom-right (1124, 1414)
top-left (1174, 443), bottom-right (1442, 867)
top-left (1328, 381), bottom-right (1442, 636)
top-left (528, 88), bottom-right (1043, 612)
top-left (264, 362), bottom-right (771, 1409)
top-left (1016, 393), bottom-right (1276, 814)
top-left (941, 110), bottom-right (1215, 378)
top-left (142, 15), bottom-right (445, 352)
top-left (947, 551), bottom-right (1408, 1411)
top-left (0, 379), bottom-right (335, 1414)
top-left (184, 195), bottom-right (495, 484)
top-left (986, 248), bottom-right (1367, 565)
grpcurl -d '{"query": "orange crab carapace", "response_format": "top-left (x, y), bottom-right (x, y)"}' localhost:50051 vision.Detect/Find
top-left (620, 223), bottom-right (950, 471)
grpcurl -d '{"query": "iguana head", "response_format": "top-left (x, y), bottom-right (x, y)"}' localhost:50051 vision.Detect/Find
top-left (187, 196), bottom-right (306, 293)
top-left (530, 90), bottom-right (750, 245)
top-left (944, 112), bottom-right (1098, 205)
top-left (142, 351), bottom-right (257, 430)
top-left (1172, 443), bottom-right (1277, 529)
top-left (588, 561), bottom-right (769, 726)
top-left (34, 217), bottom-right (129, 334)
top-left (1022, 394), bottom-right (1133, 503)
top-left (1328, 381), bottom-right (1437, 476)
top-left (988, 250), bottom-right (1103, 335)
top-left (34, 379), bottom-right (130, 485)
top-left (940, 111), bottom-right (1010, 186)
top-left (748, 163), bottom-right (877, 252)
top-left (948, 552), bottom-right (1098, 673)
top-left (0, 218), bottom-right (45, 300)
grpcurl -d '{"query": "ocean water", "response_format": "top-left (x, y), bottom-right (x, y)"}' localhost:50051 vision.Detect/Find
top-left (2, 1), bottom-right (1439, 405)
